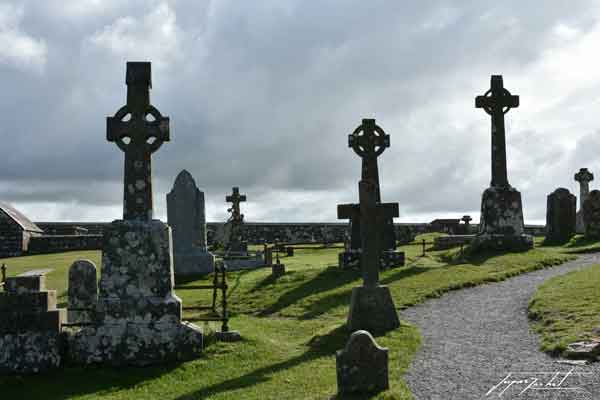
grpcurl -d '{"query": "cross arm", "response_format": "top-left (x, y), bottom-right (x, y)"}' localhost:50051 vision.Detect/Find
top-left (378, 202), bottom-right (399, 219)
top-left (337, 203), bottom-right (359, 220)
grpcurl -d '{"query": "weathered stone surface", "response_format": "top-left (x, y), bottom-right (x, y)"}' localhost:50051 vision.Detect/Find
top-left (224, 187), bottom-right (247, 253)
top-left (564, 340), bottom-right (600, 360)
top-left (67, 219), bottom-right (203, 366)
top-left (473, 76), bottom-right (533, 252)
top-left (545, 188), bottom-right (576, 244)
top-left (583, 190), bottom-right (600, 239)
top-left (473, 186), bottom-right (533, 251)
top-left (336, 330), bottom-right (389, 395)
top-left (68, 259), bottom-right (98, 324)
top-left (575, 168), bottom-right (594, 234)
top-left (347, 286), bottom-right (400, 333)
top-left (0, 269), bottom-right (65, 374)
top-left (167, 170), bottom-right (215, 275)
top-left (339, 250), bottom-right (405, 270)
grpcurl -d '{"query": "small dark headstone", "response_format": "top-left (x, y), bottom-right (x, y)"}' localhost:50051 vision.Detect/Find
top-left (336, 330), bottom-right (389, 395)
top-left (68, 260), bottom-right (98, 324)
top-left (545, 188), bottom-right (576, 243)
top-left (583, 190), bottom-right (600, 239)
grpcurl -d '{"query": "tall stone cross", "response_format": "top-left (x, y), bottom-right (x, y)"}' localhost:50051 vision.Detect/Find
top-left (475, 75), bottom-right (519, 188)
top-left (107, 62), bottom-right (170, 221)
top-left (575, 168), bottom-right (594, 211)
top-left (338, 119), bottom-right (395, 250)
top-left (358, 179), bottom-right (399, 287)
top-left (226, 187), bottom-right (246, 222)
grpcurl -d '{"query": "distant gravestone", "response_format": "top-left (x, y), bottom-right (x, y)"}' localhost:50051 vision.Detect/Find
top-left (67, 260), bottom-right (97, 324)
top-left (461, 215), bottom-right (472, 234)
top-left (545, 188), bottom-right (576, 244)
top-left (224, 187), bottom-right (247, 253)
top-left (346, 180), bottom-right (400, 333)
top-left (68, 62), bottom-right (203, 366)
top-left (0, 269), bottom-right (66, 374)
top-left (337, 119), bottom-right (404, 269)
top-left (167, 170), bottom-right (215, 275)
top-left (336, 330), bottom-right (389, 395)
top-left (472, 75), bottom-right (533, 251)
top-left (584, 190), bottom-right (600, 239)
top-left (575, 168), bottom-right (594, 234)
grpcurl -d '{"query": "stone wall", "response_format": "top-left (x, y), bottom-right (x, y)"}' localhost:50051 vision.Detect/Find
top-left (36, 222), bottom-right (106, 235)
top-left (28, 235), bottom-right (103, 255)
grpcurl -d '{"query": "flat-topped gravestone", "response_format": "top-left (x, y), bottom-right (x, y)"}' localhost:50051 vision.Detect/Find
top-left (336, 330), bottom-right (389, 395)
top-left (545, 188), bottom-right (576, 244)
top-left (0, 269), bottom-right (66, 374)
top-left (472, 75), bottom-right (533, 251)
top-left (337, 119), bottom-right (404, 269)
top-left (584, 190), bottom-right (600, 239)
top-left (575, 168), bottom-right (594, 234)
top-left (68, 62), bottom-right (203, 366)
top-left (68, 260), bottom-right (98, 324)
top-left (167, 170), bottom-right (215, 275)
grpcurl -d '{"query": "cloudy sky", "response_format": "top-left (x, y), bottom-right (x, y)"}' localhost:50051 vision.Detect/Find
top-left (1, 0), bottom-right (600, 224)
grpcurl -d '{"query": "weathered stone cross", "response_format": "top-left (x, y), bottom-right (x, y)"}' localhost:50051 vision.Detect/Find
top-left (226, 187), bottom-right (246, 222)
top-left (575, 168), bottom-right (594, 211)
top-left (357, 179), bottom-right (399, 287)
top-left (475, 75), bottom-right (519, 188)
top-left (107, 62), bottom-right (170, 221)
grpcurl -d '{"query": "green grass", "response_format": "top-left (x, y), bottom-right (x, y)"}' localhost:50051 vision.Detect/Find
top-left (529, 262), bottom-right (600, 356)
top-left (0, 235), bottom-right (587, 399)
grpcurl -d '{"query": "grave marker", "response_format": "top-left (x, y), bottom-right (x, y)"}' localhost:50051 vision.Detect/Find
top-left (575, 168), bottom-right (594, 233)
top-left (545, 188), bottom-right (576, 244)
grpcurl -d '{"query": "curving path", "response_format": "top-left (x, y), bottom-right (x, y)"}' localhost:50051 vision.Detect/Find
top-left (402, 253), bottom-right (600, 400)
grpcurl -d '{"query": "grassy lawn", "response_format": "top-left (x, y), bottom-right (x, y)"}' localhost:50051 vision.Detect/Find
top-left (529, 259), bottom-right (600, 356)
top-left (0, 234), bottom-right (585, 399)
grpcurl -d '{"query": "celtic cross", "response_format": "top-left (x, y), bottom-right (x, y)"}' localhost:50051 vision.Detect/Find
top-left (475, 75), bottom-right (519, 188)
top-left (226, 187), bottom-right (246, 223)
top-left (107, 62), bottom-right (170, 221)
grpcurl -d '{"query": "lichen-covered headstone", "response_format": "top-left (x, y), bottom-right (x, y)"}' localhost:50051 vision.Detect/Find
top-left (0, 269), bottom-right (66, 374)
top-left (584, 190), bottom-right (600, 240)
top-left (224, 187), bottom-right (247, 253)
top-left (336, 330), bottom-right (389, 395)
top-left (545, 188), bottom-right (576, 244)
top-left (68, 260), bottom-right (98, 324)
top-left (472, 75), bottom-right (533, 251)
top-left (167, 170), bottom-right (215, 275)
top-left (67, 62), bottom-right (203, 366)
top-left (575, 168), bottom-right (594, 234)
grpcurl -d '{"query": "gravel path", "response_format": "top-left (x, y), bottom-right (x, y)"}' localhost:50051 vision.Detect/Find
top-left (401, 254), bottom-right (600, 400)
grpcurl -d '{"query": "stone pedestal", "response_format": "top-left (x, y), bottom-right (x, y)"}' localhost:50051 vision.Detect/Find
top-left (68, 220), bottom-right (203, 366)
top-left (473, 186), bottom-right (533, 251)
top-left (347, 285), bottom-right (400, 333)
top-left (0, 270), bottom-right (65, 374)
top-left (336, 330), bottom-right (389, 395)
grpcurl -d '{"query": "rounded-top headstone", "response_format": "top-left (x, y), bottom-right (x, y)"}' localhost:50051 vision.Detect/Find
top-left (68, 260), bottom-right (98, 323)
top-left (336, 330), bottom-right (389, 395)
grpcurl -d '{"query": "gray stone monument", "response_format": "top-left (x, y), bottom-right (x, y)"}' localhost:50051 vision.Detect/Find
top-left (575, 168), bottom-right (594, 234)
top-left (584, 190), bottom-right (600, 240)
top-left (338, 119), bottom-right (404, 269)
top-left (346, 180), bottom-right (400, 333)
top-left (67, 260), bottom-right (98, 324)
top-left (0, 269), bottom-right (66, 374)
top-left (336, 330), bottom-right (389, 395)
top-left (472, 75), bottom-right (533, 251)
top-left (68, 62), bottom-right (203, 366)
top-left (224, 187), bottom-right (247, 253)
top-left (545, 188), bottom-right (576, 244)
top-left (167, 170), bottom-right (215, 275)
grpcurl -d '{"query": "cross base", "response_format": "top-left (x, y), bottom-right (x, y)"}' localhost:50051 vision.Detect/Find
top-left (347, 285), bottom-right (400, 333)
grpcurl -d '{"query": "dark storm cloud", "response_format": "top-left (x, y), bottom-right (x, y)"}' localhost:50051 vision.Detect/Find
top-left (0, 0), bottom-right (598, 222)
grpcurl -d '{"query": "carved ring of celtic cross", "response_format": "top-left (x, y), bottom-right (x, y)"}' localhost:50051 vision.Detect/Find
top-left (480, 88), bottom-right (516, 115)
top-left (110, 105), bottom-right (169, 153)
top-left (348, 119), bottom-right (390, 158)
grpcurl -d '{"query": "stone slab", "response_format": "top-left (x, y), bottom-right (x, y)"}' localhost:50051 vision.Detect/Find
top-left (4, 269), bottom-right (51, 294)
top-left (0, 291), bottom-right (57, 313)
top-left (0, 309), bottom-right (65, 334)
top-left (173, 251), bottom-right (215, 276)
top-left (347, 285), bottom-right (400, 333)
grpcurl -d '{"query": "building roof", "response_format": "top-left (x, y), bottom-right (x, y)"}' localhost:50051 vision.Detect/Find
top-left (0, 201), bottom-right (44, 233)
